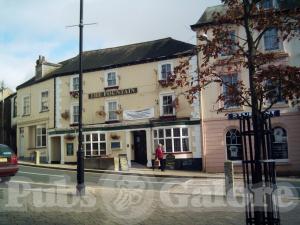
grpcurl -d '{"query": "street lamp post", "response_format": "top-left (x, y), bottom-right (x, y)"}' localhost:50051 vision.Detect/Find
top-left (76, 0), bottom-right (85, 196)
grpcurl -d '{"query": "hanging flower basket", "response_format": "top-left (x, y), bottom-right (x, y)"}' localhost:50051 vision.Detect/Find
top-left (110, 133), bottom-right (120, 140)
top-left (115, 109), bottom-right (123, 115)
top-left (64, 134), bottom-right (75, 140)
top-left (70, 91), bottom-right (79, 98)
top-left (158, 77), bottom-right (175, 88)
top-left (96, 111), bottom-right (106, 116)
top-left (61, 111), bottom-right (70, 120)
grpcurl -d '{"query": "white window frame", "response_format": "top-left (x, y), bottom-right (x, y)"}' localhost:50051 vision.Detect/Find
top-left (220, 30), bottom-right (236, 57)
top-left (83, 132), bottom-right (107, 157)
top-left (36, 125), bottom-right (47, 148)
top-left (70, 75), bottom-right (79, 92)
top-left (158, 61), bottom-right (173, 81)
top-left (22, 95), bottom-right (31, 116)
top-left (159, 92), bottom-right (176, 116)
top-left (221, 74), bottom-right (239, 109)
top-left (263, 28), bottom-right (282, 52)
top-left (225, 129), bottom-right (243, 162)
top-left (105, 99), bottom-right (119, 121)
top-left (153, 126), bottom-right (190, 153)
top-left (271, 127), bottom-right (288, 162)
top-left (70, 103), bottom-right (79, 124)
top-left (40, 90), bottom-right (49, 112)
top-left (105, 71), bottom-right (118, 87)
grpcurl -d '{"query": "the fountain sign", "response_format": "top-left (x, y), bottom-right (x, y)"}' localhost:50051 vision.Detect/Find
top-left (88, 88), bottom-right (138, 99)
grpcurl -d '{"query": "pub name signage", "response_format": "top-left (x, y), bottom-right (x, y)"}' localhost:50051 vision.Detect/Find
top-left (88, 88), bottom-right (138, 99)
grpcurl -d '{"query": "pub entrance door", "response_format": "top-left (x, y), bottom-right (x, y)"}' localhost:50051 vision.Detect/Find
top-left (133, 130), bottom-right (147, 165)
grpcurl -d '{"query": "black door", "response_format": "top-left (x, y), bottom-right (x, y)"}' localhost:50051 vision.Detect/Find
top-left (133, 131), bottom-right (147, 165)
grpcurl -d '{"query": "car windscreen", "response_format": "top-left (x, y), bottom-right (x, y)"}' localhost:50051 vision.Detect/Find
top-left (0, 146), bottom-right (13, 157)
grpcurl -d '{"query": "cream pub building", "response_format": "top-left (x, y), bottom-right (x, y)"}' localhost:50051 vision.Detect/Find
top-left (16, 38), bottom-right (202, 170)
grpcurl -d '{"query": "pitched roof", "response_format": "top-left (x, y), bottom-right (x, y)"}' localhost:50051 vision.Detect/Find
top-left (191, 0), bottom-right (300, 30)
top-left (17, 38), bottom-right (195, 90)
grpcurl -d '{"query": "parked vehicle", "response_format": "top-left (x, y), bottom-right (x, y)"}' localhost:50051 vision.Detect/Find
top-left (0, 144), bottom-right (18, 182)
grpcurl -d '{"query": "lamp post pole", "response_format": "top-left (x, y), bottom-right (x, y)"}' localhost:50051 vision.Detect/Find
top-left (76, 0), bottom-right (85, 196)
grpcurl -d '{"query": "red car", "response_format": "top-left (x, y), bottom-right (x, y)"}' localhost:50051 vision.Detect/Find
top-left (0, 144), bottom-right (19, 182)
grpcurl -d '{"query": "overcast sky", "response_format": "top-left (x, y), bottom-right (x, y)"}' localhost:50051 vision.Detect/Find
top-left (0, 0), bottom-right (221, 90)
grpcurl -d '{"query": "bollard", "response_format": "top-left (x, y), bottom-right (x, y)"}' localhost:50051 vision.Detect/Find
top-left (224, 161), bottom-right (234, 198)
top-left (35, 151), bottom-right (40, 165)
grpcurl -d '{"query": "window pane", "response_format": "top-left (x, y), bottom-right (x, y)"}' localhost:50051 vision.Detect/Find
top-left (165, 129), bottom-right (172, 137)
top-left (226, 129), bottom-right (243, 160)
top-left (182, 138), bottom-right (189, 152)
top-left (92, 143), bottom-right (98, 150)
top-left (158, 139), bottom-right (164, 146)
top-left (86, 134), bottom-right (91, 142)
top-left (264, 28), bottom-right (279, 51)
top-left (173, 128), bottom-right (180, 137)
top-left (42, 136), bottom-right (47, 147)
top-left (86, 143), bottom-right (91, 150)
top-left (166, 139), bottom-right (172, 152)
top-left (271, 127), bottom-right (288, 159)
top-left (154, 130), bottom-right (158, 138)
top-left (100, 143), bottom-right (106, 151)
top-left (182, 128), bottom-right (188, 137)
top-left (100, 133), bottom-right (105, 141)
top-left (92, 133), bottom-right (98, 142)
top-left (158, 129), bottom-right (164, 138)
top-left (174, 138), bottom-right (181, 152)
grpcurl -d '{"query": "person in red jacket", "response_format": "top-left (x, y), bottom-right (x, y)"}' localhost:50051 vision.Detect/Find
top-left (155, 144), bottom-right (165, 171)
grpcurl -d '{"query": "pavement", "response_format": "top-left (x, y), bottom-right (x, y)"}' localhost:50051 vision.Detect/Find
top-left (18, 160), bottom-right (233, 179)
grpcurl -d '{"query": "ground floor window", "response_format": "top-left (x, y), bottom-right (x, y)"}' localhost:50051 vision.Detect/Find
top-left (226, 129), bottom-right (243, 161)
top-left (66, 143), bottom-right (74, 156)
top-left (153, 127), bottom-right (189, 153)
top-left (84, 132), bottom-right (106, 157)
top-left (36, 125), bottom-right (47, 148)
top-left (271, 127), bottom-right (288, 160)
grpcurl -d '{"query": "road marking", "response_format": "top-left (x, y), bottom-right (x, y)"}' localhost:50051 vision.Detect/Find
top-left (18, 171), bottom-right (65, 178)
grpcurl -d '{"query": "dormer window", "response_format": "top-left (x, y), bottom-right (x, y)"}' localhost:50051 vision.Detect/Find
top-left (106, 71), bottom-right (118, 88)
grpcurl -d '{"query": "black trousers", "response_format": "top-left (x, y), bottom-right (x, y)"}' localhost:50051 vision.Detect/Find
top-left (160, 159), bottom-right (165, 171)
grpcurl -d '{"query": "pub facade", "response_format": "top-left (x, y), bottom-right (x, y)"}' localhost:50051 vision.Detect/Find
top-left (16, 38), bottom-right (202, 170)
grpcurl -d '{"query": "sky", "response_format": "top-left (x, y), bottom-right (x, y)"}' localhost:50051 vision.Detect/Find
top-left (0, 0), bottom-right (221, 90)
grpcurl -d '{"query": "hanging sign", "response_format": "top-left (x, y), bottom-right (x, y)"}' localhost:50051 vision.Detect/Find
top-left (123, 108), bottom-right (154, 121)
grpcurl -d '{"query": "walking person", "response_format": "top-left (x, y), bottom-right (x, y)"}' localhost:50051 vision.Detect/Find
top-left (155, 144), bottom-right (165, 171)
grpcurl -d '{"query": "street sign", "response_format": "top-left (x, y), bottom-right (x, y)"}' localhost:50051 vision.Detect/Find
top-left (228, 110), bottom-right (280, 120)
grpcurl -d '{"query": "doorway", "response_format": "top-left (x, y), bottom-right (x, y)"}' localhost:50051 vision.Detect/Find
top-left (19, 128), bottom-right (25, 157)
top-left (133, 130), bottom-right (147, 165)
